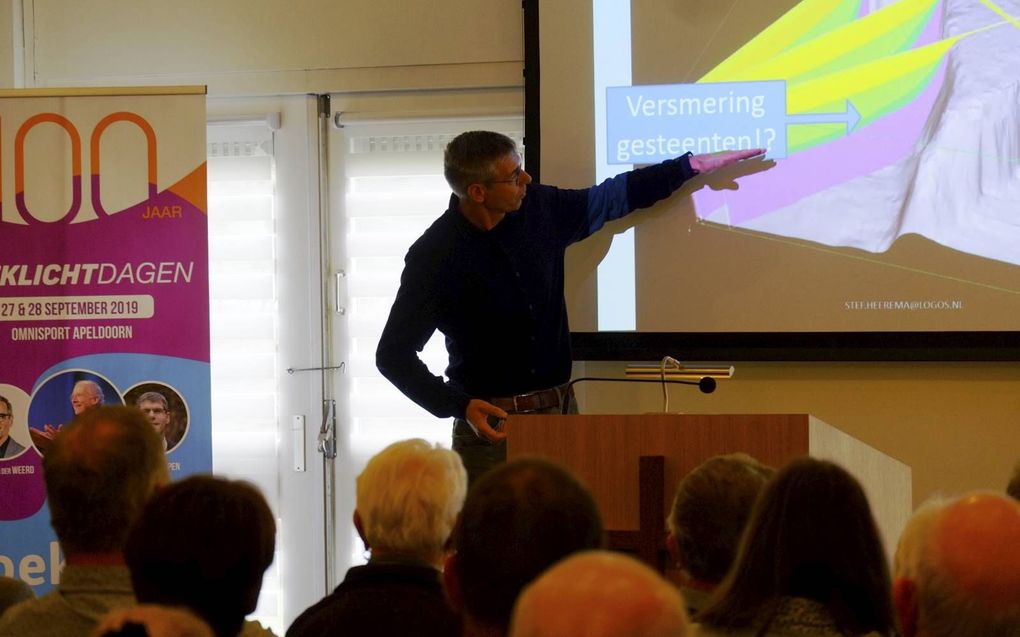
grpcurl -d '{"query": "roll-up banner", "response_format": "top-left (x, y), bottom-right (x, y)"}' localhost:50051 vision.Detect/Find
top-left (0, 87), bottom-right (210, 593)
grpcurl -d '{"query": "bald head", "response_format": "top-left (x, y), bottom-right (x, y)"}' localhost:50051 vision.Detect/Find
top-left (896, 493), bottom-right (1020, 637)
top-left (510, 551), bottom-right (690, 637)
top-left (930, 494), bottom-right (1020, 610)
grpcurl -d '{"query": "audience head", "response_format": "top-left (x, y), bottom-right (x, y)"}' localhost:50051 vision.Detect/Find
top-left (444, 131), bottom-right (519, 197)
top-left (446, 457), bottom-right (605, 633)
top-left (893, 492), bottom-right (1020, 637)
top-left (699, 457), bottom-right (895, 636)
top-left (43, 405), bottom-right (169, 557)
top-left (354, 438), bottom-right (467, 566)
top-left (509, 550), bottom-right (690, 637)
top-left (1007, 462), bottom-right (1020, 501)
top-left (91, 605), bottom-right (214, 637)
top-left (124, 475), bottom-right (276, 637)
top-left (666, 453), bottom-right (772, 586)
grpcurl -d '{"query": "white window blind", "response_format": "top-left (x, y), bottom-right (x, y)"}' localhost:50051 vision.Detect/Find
top-left (206, 123), bottom-right (283, 634)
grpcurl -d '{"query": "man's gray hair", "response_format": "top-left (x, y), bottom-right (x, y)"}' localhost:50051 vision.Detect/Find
top-left (355, 438), bottom-right (467, 559)
top-left (443, 131), bottom-right (519, 197)
top-left (893, 496), bottom-right (947, 580)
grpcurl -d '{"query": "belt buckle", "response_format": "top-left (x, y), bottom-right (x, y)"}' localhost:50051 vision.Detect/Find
top-left (513, 390), bottom-right (540, 413)
top-left (512, 393), bottom-right (528, 412)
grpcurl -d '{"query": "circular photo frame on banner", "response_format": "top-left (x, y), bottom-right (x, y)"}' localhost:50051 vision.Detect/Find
top-left (0, 384), bottom-right (32, 462)
top-left (123, 381), bottom-right (190, 454)
top-left (28, 370), bottom-right (123, 455)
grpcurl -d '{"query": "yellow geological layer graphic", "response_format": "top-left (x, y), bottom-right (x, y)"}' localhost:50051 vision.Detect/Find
top-left (700, 0), bottom-right (1019, 154)
top-left (701, 0), bottom-right (863, 81)
top-left (787, 36), bottom-right (958, 148)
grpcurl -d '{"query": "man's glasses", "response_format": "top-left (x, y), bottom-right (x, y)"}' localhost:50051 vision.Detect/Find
top-left (0, 413), bottom-right (12, 421)
top-left (486, 166), bottom-right (525, 186)
top-left (141, 408), bottom-right (167, 415)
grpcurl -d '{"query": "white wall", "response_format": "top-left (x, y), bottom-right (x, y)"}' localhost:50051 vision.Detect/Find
top-left (15, 0), bottom-right (523, 95)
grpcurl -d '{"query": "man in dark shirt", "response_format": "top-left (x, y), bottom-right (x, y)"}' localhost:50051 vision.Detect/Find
top-left (376, 131), bottom-right (763, 482)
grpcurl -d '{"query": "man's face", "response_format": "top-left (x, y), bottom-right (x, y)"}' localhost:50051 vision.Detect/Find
top-left (482, 153), bottom-right (531, 215)
top-left (0, 403), bottom-right (12, 443)
top-left (138, 400), bottom-right (170, 436)
top-left (70, 383), bottom-right (101, 415)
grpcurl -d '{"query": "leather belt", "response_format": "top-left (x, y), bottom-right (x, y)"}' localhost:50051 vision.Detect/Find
top-left (489, 383), bottom-right (572, 414)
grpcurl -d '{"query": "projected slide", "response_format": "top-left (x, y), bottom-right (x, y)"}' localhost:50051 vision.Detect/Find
top-left (605, 0), bottom-right (1020, 267)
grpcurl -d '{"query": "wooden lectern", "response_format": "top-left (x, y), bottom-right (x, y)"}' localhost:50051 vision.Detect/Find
top-left (506, 414), bottom-right (910, 572)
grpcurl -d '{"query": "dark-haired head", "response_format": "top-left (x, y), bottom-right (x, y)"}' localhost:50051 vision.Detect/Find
top-left (667, 452), bottom-right (773, 585)
top-left (124, 475), bottom-right (275, 637)
top-left (698, 457), bottom-right (895, 636)
top-left (44, 405), bottom-right (168, 557)
top-left (448, 457), bottom-right (604, 631)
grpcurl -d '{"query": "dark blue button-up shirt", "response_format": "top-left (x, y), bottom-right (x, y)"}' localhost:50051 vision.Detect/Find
top-left (376, 154), bottom-right (697, 419)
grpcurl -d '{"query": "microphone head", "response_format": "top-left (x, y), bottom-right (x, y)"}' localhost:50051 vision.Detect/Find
top-left (698, 376), bottom-right (717, 394)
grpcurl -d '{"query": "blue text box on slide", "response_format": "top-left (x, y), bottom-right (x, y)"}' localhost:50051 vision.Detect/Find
top-left (606, 81), bottom-right (788, 163)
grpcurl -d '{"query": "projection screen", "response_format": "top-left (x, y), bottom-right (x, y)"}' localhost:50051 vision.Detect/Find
top-left (530, 0), bottom-right (1020, 360)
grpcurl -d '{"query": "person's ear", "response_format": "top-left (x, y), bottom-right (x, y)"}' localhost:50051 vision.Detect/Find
top-left (465, 182), bottom-right (487, 203)
top-left (353, 510), bottom-right (369, 551)
top-left (892, 577), bottom-right (918, 637)
top-left (443, 553), bottom-right (464, 612)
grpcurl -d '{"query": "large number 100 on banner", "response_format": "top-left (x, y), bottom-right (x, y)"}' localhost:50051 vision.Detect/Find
top-left (0, 87), bottom-right (211, 595)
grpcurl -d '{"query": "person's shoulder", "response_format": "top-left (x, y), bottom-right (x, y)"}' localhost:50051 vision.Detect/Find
top-left (406, 209), bottom-right (461, 258)
top-left (0, 575), bottom-right (32, 608)
top-left (0, 593), bottom-right (68, 637)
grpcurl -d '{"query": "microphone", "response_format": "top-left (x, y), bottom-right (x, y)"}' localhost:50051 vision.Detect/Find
top-left (698, 376), bottom-right (716, 394)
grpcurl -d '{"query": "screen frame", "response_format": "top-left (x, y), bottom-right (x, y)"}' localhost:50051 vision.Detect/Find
top-left (523, 0), bottom-right (1020, 362)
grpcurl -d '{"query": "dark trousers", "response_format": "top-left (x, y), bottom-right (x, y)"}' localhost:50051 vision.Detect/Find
top-left (452, 393), bottom-right (577, 486)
